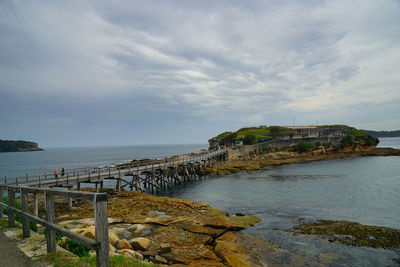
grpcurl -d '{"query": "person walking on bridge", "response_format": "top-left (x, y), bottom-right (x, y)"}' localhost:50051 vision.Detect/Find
top-left (61, 167), bottom-right (65, 177)
top-left (54, 168), bottom-right (59, 179)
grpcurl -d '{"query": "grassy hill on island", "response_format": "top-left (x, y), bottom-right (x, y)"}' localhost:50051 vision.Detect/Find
top-left (209, 125), bottom-right (378, 148)
top-left (0, 140), bottom-right (43, 152)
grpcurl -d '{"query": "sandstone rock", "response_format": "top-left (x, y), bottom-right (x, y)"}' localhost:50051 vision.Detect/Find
top-left (127, 224), bottom-right (147, 235)
top-left (118, 249), bottom-right (144, 261)
top-left (158, 243), bottom-right (172, 253)
top-left (115, 239), bottom-right (133, 250)
top-left (129, 237), bottom-right (151, 251)
top-left (108, 231), bottom-right (120, 246)
top-left (109, 244), bottom-right (116, 254)
top-left (214, 232), bottom-right (250, 267)
top-left (75, 226), bottom-right (96, 240)
top-left (154, 255), bottom-right (168, 264)
top-left (141, 249), bottom-right (159, 258)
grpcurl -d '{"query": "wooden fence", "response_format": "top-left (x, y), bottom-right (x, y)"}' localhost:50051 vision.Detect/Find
top-left (0, 185), bottom-right (109, 267)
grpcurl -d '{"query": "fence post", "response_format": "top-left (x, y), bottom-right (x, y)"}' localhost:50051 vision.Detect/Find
top-left (34, 193), bottom-right (39, 217)
top-left (0, 188), bottom-right (3, 219)
top-left (94, 196), bottom-right (109, 267)
top-left (8, 188), bottom-right (15, 227)
top-left (45, 191), bottom-right (56, 252)
top-left (21, 189), bottom-right (30, 238)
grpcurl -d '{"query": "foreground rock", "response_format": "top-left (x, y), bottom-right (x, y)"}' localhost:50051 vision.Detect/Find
top-left (58, 190), bottom-right (264, 266)
top-left (292, 220), bottom-right (400, 250)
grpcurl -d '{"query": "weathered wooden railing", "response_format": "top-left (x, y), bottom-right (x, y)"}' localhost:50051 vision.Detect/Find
top-left (0, 185), bottom-right (109, 267)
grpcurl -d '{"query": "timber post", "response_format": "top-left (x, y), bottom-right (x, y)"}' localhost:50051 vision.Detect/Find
top-left (45, 190), bottom-right (56, 252)
top-left (94, 194), bottom-right (109, 267)
top-left (21, 189), bottom-right (30, 238)
top-left (8, 187), bottom-right (15, 227)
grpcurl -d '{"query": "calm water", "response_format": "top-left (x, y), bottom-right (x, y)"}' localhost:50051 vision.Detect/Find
top-left (0, 144), bottom-right (207, 177)
top-left (160, 137), bottom-right (400, 266)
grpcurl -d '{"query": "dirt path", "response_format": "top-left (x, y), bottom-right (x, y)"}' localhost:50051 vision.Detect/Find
top-left (0, 232), bottom-right (35, 267)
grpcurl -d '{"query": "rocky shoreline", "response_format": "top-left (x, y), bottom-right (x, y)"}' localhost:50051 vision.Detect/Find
top-left (204, 147), bottom-right (400, 175)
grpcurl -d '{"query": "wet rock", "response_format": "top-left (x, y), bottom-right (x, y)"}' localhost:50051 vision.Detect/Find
top-left (115, 239), bottom-right (132, 250)
top-left (118, 249), bottom-right (144, 261)
top-left (129, 237), bottom-right (151, 250)
top-left (154, 255), bottom-right (168, 264)
top-left (293, 220), bottom-right (400, 249)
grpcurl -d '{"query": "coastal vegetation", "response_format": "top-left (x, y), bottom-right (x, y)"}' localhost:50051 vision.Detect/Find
top-left (0, 140), bottom-right (43, 152)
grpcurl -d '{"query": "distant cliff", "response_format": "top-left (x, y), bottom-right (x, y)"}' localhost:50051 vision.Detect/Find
top-left (0, 140), bottom-right (44, 152)
top-left (362, 130), bottom-right (400, 138)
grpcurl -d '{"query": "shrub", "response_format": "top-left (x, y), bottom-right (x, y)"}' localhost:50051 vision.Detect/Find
top-left (58, 238), bottom-right (90, 257)
top-left (293, 142), bottom-right (313, 152)
top-left (243, 134), bottom-right (257, 145)
top-left (2, 197), bottom-right (38, 232)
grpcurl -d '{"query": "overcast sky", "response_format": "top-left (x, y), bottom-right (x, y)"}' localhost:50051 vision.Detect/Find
top-left (1, 0), bottom-right (399, 147)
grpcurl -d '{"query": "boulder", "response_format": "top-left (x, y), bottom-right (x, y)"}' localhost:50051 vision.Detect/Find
top-left (75, 226), bottom-right (95, 240)
top-left (115, 239), bottom-right (133, 250)
top-left (109, 244), bottom-right (116, 254)
top-left (158, 243), bottom-right (172, 254)
top-left (118, 249), bottom-right (144, 261)
top-left (129, 237), bottom-right (151, 251)
top-left (154, 255), bottom-right (168, 264)
top-left (108, 231), bottom-right (120, 246)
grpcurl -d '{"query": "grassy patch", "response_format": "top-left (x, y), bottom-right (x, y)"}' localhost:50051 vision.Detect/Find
top-left (0, 218), bottom-right (8, 229)
top-left (348, 129), bottom-right (368, 137)
top-left (293, 220), bottom-right (400, 250)
top-left (39, 251), bottom-right (159, 267)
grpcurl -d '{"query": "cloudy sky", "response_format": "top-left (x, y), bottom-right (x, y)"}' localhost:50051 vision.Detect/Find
top-left (1, 0), bottom-right (399, 147)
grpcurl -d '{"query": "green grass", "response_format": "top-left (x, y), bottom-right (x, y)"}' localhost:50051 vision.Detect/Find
top-left (39, 251), bottom-right (159, 267)
top-left (213, 131), bottom-right (233, 140)
top-left (348, 129), bottom-right (368, 137)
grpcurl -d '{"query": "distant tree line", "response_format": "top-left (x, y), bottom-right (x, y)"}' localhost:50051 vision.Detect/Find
top-left (0, 140), bottom-right (42, 152)
top-left (361, 130), bottom-right (400, 138)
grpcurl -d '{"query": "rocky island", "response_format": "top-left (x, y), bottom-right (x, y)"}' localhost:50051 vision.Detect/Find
top-left (0, 139), bottom-right (43, 152)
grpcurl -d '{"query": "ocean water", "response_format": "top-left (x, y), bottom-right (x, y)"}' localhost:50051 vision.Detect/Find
top-left (0, 144), bottom-right (207, 178)
top-left (160, 137), bottom-right (400, 266)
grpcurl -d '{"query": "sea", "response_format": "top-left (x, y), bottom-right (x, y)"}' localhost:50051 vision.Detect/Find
top-left (0, 138), bottom-right (399, 266)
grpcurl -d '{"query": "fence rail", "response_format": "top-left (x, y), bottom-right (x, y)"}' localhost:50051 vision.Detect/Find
top-left (0, 185), bottom-right (109, 267)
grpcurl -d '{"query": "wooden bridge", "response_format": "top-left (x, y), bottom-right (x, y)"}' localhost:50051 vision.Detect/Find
top-left (1, 149), bottom-right (228, 193)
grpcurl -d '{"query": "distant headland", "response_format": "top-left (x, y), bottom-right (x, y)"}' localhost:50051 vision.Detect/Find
top-left (0, 140), bottom-right (44, 152)
top-left (362, 129), bottom-right (400, 138)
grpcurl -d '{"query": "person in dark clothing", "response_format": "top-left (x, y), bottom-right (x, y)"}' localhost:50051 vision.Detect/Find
top-left (61, 168), bottom-right (65, 177)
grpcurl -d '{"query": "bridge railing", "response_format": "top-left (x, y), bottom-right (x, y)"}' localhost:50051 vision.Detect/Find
top-left (0, 185), bottom-right (109, 267)
top-left (1, 149), bottom-right (227, 186)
